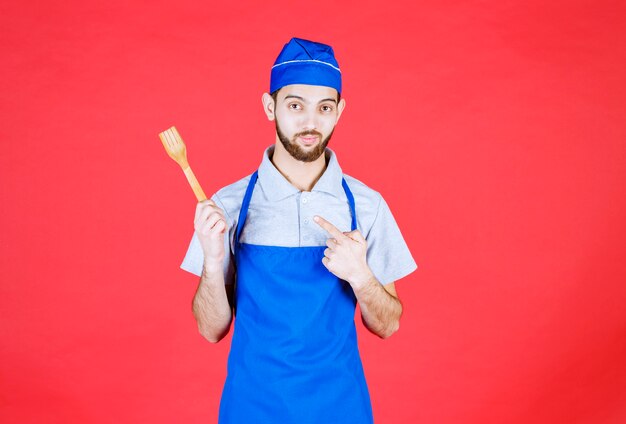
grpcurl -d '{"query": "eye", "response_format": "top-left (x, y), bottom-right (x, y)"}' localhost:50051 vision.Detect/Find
top-left (321, 105), bottom-right (334, 112)
top-left (288, 103), bottom-right (302, 110)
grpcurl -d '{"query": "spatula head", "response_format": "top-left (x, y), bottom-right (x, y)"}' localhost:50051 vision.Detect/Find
top-left (159, 126), bottom-right (189, 168)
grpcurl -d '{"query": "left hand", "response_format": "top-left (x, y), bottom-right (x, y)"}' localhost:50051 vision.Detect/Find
top-left (314, 215), bottom-right (373, 288)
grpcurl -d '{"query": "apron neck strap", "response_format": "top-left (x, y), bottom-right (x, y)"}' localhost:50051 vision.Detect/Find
top-left (342, 177), bottom-right (357, 232)
top-left (235, 170), bottom-right (259, 245)
top-left (235, 170), bottom-right (358, 245)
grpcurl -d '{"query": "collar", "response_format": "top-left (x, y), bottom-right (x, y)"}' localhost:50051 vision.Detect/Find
top-left (257, 145), bottom-right (346, 202)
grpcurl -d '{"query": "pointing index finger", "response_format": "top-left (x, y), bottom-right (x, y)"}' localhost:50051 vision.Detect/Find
top-left (314, 216), bottom-right (346, 241)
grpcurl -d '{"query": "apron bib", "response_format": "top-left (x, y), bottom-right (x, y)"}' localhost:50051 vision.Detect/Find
top-left (218, 170), bottom-right (373, 424)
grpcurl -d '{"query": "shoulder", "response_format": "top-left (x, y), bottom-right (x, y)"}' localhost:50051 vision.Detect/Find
top-left (211, 173), bottom-right (254, 222)
top-left (342, 173), bottom-right (383, 209)
top-left (341, 174), bottom-right (385, 236)
top-left (342, 173), bottom-right (418, 283)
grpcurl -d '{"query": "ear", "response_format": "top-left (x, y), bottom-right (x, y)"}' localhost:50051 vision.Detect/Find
top-left (261, 92), bottom-right (276, 121)
top-left (336, 97), bottom-right (346, 123)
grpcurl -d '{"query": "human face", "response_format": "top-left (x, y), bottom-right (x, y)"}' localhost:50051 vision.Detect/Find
top-left (273, 84), bottom-right (342, 162)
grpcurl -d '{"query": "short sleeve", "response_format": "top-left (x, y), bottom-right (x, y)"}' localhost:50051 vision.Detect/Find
top-left (365, 195), bottom-right (417, 285)
top-left (180, 195), bottom-right (236, 285)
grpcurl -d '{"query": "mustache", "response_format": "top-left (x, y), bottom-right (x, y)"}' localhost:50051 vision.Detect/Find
top-left (295, 130), bottom-right (323, 138)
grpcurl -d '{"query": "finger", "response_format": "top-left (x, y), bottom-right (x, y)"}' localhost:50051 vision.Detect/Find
top-left (214, 219), bottom-right (227, 234)
top-left (199, 214), bottom-right (226, 236)
top-left (205, 211), bottom-right (226, 230)
top-left (197, 199), bottom-right (216, 209)
top-left (323, 248), bottom-right (333, 258)
top-left (345, 230), bottom-right (365, 243)
top-left (326, 238), bottom-right (338, 249)
top-left (322, 256), bottom-right (330, 269)
top-left (197, 207), bottom-right (225, 229)
top-left (194, 199), bottom-right (217, 220)
top-left (314, 215), bottom-right (346, 241)
top-left (194, 201), bottom-right (205, 221)
top-left (203, 209), bottom-right (226, 226)
top-left (199, 220), bottom-right (225, 237)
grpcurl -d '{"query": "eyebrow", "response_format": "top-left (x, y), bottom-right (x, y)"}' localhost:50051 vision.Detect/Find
top-left (283, 94), bottom-right (337, 104)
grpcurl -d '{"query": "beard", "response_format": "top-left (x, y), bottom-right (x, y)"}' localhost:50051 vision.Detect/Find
top-left (275, 119), bottom-right (334, 163)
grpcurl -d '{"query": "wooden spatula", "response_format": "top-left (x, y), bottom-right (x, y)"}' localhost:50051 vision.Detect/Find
top-left (158, 126), bottom-right (207, 201)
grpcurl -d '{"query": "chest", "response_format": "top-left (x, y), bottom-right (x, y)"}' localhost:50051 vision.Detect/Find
top-left (238, 190), bottom-right (353, 247)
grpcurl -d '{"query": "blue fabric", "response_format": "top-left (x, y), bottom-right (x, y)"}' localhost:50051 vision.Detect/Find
top-left (270, 37), bottom-right (342, 94)
top-left (219, 170), bottom-right (373, 424)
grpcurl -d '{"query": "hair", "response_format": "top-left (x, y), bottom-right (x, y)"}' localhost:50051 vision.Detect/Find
top-left (270, 88), bottom-right (341, 105)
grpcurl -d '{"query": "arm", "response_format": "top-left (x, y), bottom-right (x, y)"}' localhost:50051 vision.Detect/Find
top-left (191, 199), bottom-right (234, 343)
top-left (352, 278), bottom-right (402, 339)
top-left (192, 260), bottom-right (234, 343)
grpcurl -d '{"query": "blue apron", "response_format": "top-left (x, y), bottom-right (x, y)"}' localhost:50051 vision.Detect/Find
top-left (218, 170), bottom-right (374, 424)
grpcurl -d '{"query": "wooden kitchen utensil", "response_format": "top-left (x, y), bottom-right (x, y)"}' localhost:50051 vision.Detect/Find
top-left (158, 126), bottom-right (207, 201)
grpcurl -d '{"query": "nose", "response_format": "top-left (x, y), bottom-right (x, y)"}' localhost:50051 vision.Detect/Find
top-left (300, 109), bottom-right (319, 131)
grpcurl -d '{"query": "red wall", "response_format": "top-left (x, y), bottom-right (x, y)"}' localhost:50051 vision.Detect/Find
top-left (1, 1), bottom-right (625, 423)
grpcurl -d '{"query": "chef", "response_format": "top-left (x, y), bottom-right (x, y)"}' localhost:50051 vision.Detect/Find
top-left (181, 37), bottom-right (418, 423)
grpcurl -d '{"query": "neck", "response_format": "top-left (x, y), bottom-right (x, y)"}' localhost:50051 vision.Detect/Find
top-left (271, 142), bottom-right (327, 192)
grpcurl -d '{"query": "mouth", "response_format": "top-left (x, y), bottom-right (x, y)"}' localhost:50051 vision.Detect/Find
top-left (298, 136), bottom-right (319, 146)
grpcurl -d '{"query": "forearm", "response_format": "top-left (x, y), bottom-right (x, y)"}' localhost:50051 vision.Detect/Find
top-left (351, 273), bottom-right (402, 339)
top-left (192, 261), bottom-right (233, 343)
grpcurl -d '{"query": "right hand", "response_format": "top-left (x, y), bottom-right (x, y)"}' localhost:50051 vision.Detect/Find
top-left (194, 199), bottom-right (228, 267)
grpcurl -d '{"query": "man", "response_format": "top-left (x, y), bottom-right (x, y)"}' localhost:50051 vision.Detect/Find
top-left (181, 37), bottom-right (417, 424)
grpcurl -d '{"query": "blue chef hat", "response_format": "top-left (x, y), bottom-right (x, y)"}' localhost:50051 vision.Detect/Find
top-left (270, 37), bottom-right (342, 95)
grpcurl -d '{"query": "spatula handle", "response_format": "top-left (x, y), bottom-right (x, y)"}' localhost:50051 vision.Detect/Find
top-left (182, 166), bottom-right (207, 201)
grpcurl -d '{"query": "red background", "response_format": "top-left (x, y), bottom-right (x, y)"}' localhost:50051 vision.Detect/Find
top-left (1, 1), bottom-right (625, 423)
